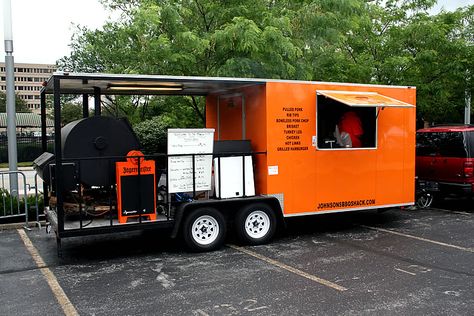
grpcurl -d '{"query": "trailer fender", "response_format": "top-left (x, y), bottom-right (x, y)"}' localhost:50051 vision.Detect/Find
top-left (171, 203), bottom-right (190, 239)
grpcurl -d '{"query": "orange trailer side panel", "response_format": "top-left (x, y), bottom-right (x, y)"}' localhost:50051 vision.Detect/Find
top-left (265, 82), bottom-right (416, 215)
top-left (265, 82), bottom-right (318, 214)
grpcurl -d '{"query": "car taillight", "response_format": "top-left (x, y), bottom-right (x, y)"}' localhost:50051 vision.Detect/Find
top-left (464, 161), bottom-right (474, 178)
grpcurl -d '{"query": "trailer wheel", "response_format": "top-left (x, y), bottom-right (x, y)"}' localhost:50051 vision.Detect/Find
top-left (236, 203), bottom-right (276, 245)
top-left (416, 192), bottom-right (434, 209)
top-left (45, 223), bottom-right (51, 234)
top-left (183, 207), bottom-right (226, 252)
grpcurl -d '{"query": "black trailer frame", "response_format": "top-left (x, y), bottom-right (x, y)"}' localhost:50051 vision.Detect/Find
top-left (39, 72), bottom-right (281, 251)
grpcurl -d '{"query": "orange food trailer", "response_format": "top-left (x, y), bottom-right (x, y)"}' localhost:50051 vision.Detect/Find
top-left (39, 73), bottom-right (415, 253)
top-left (206, 80), bottom-right (416, 217)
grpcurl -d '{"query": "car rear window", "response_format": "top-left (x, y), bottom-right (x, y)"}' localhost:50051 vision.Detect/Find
top-left (416, 131), bottom-right (471, 158)
top-left (466, 131), bottom-right (474, 157)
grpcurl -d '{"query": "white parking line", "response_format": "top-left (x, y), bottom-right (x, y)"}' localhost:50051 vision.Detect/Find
top-left (361, 225), bottom-right (474, 253)
top-left (229, 244), bottom-right (347, 292)
top-left (429, 207), bottom-right (472, 216)
top-left (394, 267), bottom-right (416, 276)
top-left (17, 229), bottom-right (78, 316)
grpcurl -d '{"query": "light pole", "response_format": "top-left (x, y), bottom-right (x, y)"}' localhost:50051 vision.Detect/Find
top-left (465, 70), bottom-right (471, 125)
top-left (3, 0), bottom-right (18, 194)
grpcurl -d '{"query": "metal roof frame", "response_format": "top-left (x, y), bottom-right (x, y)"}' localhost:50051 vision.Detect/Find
top-left (41, 72), bottom-right (267, 96)
top-left (41, 72), bottom-right (415, 96)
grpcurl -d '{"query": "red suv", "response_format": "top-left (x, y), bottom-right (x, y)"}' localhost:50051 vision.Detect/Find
top-left (416, 125), bottom-right (474, 196)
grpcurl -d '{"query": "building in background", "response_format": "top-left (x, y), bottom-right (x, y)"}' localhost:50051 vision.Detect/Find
top-left (0, 62), bottom-right (56, 114)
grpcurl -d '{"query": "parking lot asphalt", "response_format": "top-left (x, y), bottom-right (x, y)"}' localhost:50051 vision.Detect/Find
top-left (1, 204), bottom-right (473, 315)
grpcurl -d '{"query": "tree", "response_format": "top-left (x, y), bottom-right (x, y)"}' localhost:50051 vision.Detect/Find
top-left (61, 102), bottom-right (83, 125)
top-left (58, 0), bottom-right (474, 125)
top-left (133, 114), bottom-right (187, 154)
top-left (375, 5), bottom-right (474, 124)
top-left (296, 0), bottom-right (439, 83)
top-left (297, 0), bottom-right (473, 124)
top-left (58, 0), bottom-right (308, 126)
top-left (0, 91), bottom-right (31, 113)
top-left (66, 0), bottom-right (307, 79)
top-left (399, 9), bottom-right (473, 123)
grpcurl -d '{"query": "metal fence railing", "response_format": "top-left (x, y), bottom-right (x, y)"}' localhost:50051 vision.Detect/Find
top-left (0, 170), bottom-right (42, 229)
top-left (43, 150), bottom-right (265, 236)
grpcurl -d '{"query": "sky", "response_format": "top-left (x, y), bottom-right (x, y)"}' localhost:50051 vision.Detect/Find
top-left (1, 0), bottom-right (111, 64)
top-left (431, 0), bottom-right (474, 12)
top-left (1, 0), bottom-right (473, 65)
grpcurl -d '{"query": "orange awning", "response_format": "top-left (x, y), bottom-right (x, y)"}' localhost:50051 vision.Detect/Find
top-left (317, 90), bottom-right (414, 108)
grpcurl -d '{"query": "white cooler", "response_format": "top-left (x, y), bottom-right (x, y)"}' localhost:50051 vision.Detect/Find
top-left (214, 156), bottom-right (255, 198)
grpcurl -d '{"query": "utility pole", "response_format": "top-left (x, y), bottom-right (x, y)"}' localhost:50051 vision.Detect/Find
top-left (466, 92), bottom-right (472, 125)
top-left (465, 70), bottom-right (471, 125)
top-left (3, 0), bottom-right (18, 194)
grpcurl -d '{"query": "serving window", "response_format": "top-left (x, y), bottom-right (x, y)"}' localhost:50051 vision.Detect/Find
top-left (316, 90), bottom-right (413, 150)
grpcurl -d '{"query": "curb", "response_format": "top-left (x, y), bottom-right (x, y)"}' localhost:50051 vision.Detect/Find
top-left (0, 221), bottom-right (46, 231)
top-left (0, 167), bottom-right (34, 172)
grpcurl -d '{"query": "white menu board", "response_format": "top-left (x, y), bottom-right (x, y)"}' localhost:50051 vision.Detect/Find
top-left (167, 129), bottom-right (214, 193)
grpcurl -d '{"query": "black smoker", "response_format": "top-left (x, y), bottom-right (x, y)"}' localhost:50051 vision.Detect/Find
top-left (34, 116), bottom-right (140, 190)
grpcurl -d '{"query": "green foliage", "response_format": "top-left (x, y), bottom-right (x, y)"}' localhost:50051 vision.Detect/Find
top-left (61, 102), bottom-right (83, 125)
top-left (16, 143), bottom-right (46, 163)
top-left (58, 0), bottom-right (309, 127)
top-left (0, 188), bottom-right (44, 219)
top-left (58, 0), bottom-right (474, 126)
top-left (0, 142), bottom-right (54, 163)
top-left (0, 91), bottom-right (31, 113)
top-left (134, 116), bottom-right (173, 154)
top-left (133, 100), bottom-right (199, 154)
top-left (295, 0), bottom-right (473, 124)
top-left (99, 94), bottom-right (205, 127)
top-left (399, 10), bottom-right (471, 122)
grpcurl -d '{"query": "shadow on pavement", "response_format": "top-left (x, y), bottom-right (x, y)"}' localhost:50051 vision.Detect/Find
top-left (430, 195), bottom-right (474, 213)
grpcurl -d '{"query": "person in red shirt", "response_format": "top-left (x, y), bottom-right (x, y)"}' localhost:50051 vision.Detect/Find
top-left (335, 111), bottom-right (363, 148)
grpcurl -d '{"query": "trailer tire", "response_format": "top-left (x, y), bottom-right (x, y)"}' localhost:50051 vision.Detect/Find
top-left (416, 192), bottom-right (434, 209)
top-left (183, 207), bottom-right (226, 252)
top-left (236, 203), bottom-right (276, 245)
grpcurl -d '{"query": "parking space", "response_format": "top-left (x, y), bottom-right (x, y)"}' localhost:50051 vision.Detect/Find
top-left (1, 206), bottom-right (473, 315)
